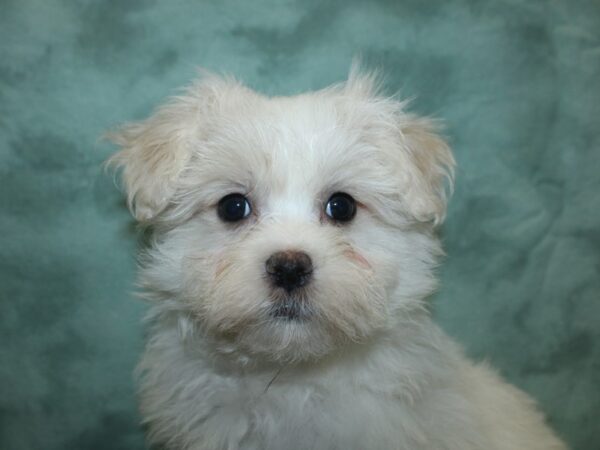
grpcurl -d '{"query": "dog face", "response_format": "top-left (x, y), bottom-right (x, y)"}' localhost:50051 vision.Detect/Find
top-left (109, 70), bottom-right (454, 363)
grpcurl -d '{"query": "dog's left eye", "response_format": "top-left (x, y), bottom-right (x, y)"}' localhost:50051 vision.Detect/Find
top-left (217, 194), bottom-right (252, 222)
top-left (325, 192), bottom-right (357, 222)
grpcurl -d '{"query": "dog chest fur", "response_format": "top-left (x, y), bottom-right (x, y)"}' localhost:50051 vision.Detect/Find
top-left (137, 313), bottom-right (565, 450)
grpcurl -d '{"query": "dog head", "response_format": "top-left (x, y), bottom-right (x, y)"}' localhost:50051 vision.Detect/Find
top-left (109, 68), bottom-right (454, 363)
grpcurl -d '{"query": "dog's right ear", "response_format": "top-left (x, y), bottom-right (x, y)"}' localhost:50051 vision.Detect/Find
top-left (107, 97), bottom-right (197, 221)
top-left (106, 75), bottom-right (238, 222)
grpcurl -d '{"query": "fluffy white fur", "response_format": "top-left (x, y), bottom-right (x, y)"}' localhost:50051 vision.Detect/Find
top-left (109, 67), bottom-right (567, 450)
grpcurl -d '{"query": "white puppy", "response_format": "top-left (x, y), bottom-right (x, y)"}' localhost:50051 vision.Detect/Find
top-left (109, 68), bottom-right (567, 450)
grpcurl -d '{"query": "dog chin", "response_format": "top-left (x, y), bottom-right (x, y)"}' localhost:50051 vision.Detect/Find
top-left (235, 319), bottom-right (338, 363)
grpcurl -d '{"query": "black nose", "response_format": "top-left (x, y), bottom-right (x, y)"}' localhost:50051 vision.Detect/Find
top-left (265, 251), bottom-right (313, 292)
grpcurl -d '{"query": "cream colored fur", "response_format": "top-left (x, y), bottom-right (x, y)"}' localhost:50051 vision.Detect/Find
top-left (109, 67), bottom-right (567, 450)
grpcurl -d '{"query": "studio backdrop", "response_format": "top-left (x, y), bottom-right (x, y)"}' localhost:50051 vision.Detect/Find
top-left (1, 1), bottom-right (598, 449)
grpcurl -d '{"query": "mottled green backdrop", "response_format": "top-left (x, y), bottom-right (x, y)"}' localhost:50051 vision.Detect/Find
top-left (1, 1), bottom-right (599, 449)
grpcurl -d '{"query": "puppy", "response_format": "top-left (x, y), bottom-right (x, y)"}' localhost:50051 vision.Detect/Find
top-left (109, 67), bottom-right (567, 450)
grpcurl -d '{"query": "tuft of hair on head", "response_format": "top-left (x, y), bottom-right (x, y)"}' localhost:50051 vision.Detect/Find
top-left (345, 59), bottom-right (385, 99)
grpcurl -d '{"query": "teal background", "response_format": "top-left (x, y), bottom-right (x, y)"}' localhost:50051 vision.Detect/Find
top-left (1, 1), bottom-right (599, 449)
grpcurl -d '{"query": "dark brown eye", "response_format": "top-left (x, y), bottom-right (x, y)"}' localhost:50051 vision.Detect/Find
top-left (325, 192), bottom-right (356, 222)
top-left (217, 194), bottom-right (251, 222)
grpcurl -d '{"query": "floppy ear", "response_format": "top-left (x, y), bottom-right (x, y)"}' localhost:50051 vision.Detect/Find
top-left (107, 74), bottom-right (242, 222)
top-left (108, 74), bottom-right (258, 222)
top-left (344, 66), bottom-right (454, 226)
top-left (398, 115), bottom-right (455, 226)
top-left (107, 97), bottom-right (198, 221)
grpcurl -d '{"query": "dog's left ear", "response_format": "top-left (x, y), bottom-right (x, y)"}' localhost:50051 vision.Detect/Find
top-left (344, 66), bottom-right (455, 226)
top-left (397, 116), bottom-right (455, 226)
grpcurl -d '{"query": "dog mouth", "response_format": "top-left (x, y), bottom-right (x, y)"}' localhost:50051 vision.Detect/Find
top-left (269, 296), bottom-right (311, 321)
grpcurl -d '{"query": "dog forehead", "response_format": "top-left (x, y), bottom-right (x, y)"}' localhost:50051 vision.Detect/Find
top-left (189, 91), bottom-right (396, 213)
top-left (225, 94), bottom-right (375, 184)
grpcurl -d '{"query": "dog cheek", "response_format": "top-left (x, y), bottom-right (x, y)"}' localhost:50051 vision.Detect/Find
top-left (313, 256), bottom-right (387, 340)
top-left (199, 250), bottom-right (269, 334)
top-left (214, 253), bottom-right (231, 280)
top-left (343, 248), bottom-right (372, 269)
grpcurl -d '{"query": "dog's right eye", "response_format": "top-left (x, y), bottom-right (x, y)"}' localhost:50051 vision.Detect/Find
top-left (217, 194), bottom-right (252, 222)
